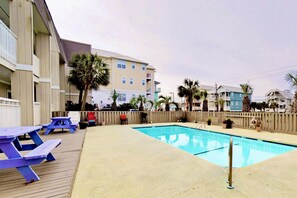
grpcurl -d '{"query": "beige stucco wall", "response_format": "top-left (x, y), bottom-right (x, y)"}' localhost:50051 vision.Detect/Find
top-left (10, 0), bottom-right (34, 125)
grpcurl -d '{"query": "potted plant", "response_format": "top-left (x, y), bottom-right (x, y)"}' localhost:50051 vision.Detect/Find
top-left (207, 117), bottom-right (212, 125)
top-left (223, 118), bottom-right (234, 129)
top-left (79, 119), bottom-right (88, 129)
top-left (222, 119), bottom-right (227, 129)
top-left (251, 117), bottom-right (262, 132)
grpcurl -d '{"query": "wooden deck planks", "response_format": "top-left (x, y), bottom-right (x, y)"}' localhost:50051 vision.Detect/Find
top-left (0, 129), bottom-right (86, 198)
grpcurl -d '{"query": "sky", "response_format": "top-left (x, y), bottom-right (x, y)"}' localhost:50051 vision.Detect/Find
top-left (46, 0), bottom-right (297, 102)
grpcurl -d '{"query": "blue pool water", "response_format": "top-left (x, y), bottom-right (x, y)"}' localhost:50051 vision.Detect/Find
top-left (134, 125), bottom-right (296, 167)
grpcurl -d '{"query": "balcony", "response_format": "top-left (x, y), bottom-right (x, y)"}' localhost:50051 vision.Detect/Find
top-left (155, 87), bottom-right (161, 93)
top-left (146, 73), bottom-right (152, 81)
top-left (0, 97), bottom-right (21, 127)
top-left (0, 19), bottom-right (17, 67)
top-left (33, 54), bottom-right (40, 77)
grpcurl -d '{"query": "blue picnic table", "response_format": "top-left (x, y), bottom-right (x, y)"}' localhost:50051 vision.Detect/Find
top-left (44, 117), bottom-right (77, 135)
top-left (0, 126), bottom-right (61, 183)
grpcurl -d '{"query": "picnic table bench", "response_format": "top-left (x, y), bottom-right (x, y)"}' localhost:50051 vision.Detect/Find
top-left (44, 117), bottom-right (77, 135)
top-left (0, 126), bottom-right (61, 183)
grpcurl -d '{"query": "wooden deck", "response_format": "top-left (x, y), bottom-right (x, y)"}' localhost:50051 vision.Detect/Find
top-left (0, 129), bottom-right (86, 198)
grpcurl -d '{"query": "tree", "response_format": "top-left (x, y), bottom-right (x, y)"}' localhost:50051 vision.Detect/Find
top-left (157, 95), bottom-right (178, 111)
top-left (285, 71), bottom-right (297, 113)
top-left (130, 95), bottom-right (153, 111)
top-left (68, 53), bottom-right (110, 111)
top-left (111, 90), bottom-right (119, 111)
top-left (269, 101), bottom-right (279, 112)
top-left (218, 98), bottom-right (225, 111)
top-left (177, 79), bottom-right (200, 111)
top-left (240, 83), bottom-right (253, 112)
top-left (260, 101), bottom-right (268, 112)
top-left (200, 90), bottom-right (208, 111)
top-left (250, 102), bottom-right (257, 111)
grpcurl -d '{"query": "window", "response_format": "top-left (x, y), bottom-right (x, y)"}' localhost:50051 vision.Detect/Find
top-left (130, 78), bottom-right (134, 85)
top-left (231, 101), bottom-right (234, 107)
top-left (142, 80), bottom-right (145, 86)
top-left (142, 64), bottom-right (146, 71)
top-left (132, 64), bottom-right (136, 69)
top-left (122, 77), bottom-right (126, 84)
top-left (117, 61), bottom-right (126, 69)
top-left (235, 101), bottom-right (239, 107)
top-left (118, 94), bottom-right (126, 102)
top-left (239, 93), bottom-right (242, 97)
top-left (132, 94), bottom-right (136, 98)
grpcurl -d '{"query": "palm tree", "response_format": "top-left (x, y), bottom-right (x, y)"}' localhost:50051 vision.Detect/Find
top-left (67, 55), bottom-right (85, 107)
top-left (285, 71), bottom-right (297, 113)
top-left (111, 90), bottom-right (119, 111)
top-left (157, 95), bottom-right (178, 111)
top-left (68, 53), bottom-right (110, 111)
top-left (130, 95), bottom-right (152, 111)
top-left (269, 101), bottom-right (279, 112)
top-left (240, 83), bottom-right (253, 112)
top-left (177, 79), bottom-right (200, 111)
top-left (200, 90), bottom-right (208, 112)
top-left (218, 98), bottom-right (225, 111)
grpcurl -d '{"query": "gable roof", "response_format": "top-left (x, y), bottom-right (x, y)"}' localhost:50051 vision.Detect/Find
top-left (92, 48), bottom-right (148, 65)
top-left (266, 88), bottom-right (293, 99)
top-left (218, 85), bottom-right (243, 93)
top-left (61, 39), bottom-right (91, 63)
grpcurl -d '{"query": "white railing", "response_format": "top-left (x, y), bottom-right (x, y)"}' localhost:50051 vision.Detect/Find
top-left (0, 20), bottom-right (17, 65)
top-left (34, 102), bottom-right (41, 126)
top-left (0, 97), bottom-right (21, 127)
top-left (33, 54), bottom-right (40, 77)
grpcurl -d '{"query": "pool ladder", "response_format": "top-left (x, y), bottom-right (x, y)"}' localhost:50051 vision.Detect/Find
top-left (227, 137), bottom-right (234, 189)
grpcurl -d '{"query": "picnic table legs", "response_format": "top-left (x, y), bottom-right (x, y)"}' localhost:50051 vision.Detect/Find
top-left (0, 142), bottom-right (40, 183)
top-left (28, 131), bottom-right (55, 161)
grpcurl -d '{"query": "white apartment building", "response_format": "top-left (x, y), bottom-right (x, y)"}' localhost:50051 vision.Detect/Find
top-left (266, 89), bottom-right (293, 112)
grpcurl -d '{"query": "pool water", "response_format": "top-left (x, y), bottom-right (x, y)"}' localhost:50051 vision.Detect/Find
top-left (134, 125), bottom-right (296, 167)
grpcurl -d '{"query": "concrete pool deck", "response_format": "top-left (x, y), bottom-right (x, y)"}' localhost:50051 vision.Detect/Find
top-left (71, 123), bottom-right (297, 197)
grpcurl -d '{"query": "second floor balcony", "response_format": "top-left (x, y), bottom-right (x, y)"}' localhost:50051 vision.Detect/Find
top-left (155, 87), bottom-right (161, 93)
top-left (0, 19), bottom-right (17, 67)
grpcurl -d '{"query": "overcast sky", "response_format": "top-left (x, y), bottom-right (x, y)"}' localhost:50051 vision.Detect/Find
top-left (46, 0), bottom-right (297, 101)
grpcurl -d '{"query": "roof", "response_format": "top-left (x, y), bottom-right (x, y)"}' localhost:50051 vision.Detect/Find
top-left (35, 0), bottom-right (66, 63)
top-left (92, 48), bottom-right (148, 65)
top-left (266, 88), bottom-right (293, 99)
top-left (61, 39), bottom-right (91, 63)
top-left (199, 85), bottom-right (215, 91)
top-left (33, 0), bottom-right (51, 34)
top-left (218, 85), bottom-right (243, 93)
top-left (146, 65), bottom-right (155, 70)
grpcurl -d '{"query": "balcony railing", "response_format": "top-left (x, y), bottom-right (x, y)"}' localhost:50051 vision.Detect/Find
top-left (0, 20), bottom-right (17, 65)
top-left (0, 97), bottom-right (21, 127)
top-left (155, 87), bottom-right (161, 93)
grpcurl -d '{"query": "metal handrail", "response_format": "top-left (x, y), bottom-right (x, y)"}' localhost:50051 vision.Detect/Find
top-left (227, 137), bottom-right (234, 189)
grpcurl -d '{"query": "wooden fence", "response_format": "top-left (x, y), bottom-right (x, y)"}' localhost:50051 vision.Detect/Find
top-left (187, 111), bottom-right (297, 135)
top-left (52, 111), bottom-right (297, 135)
top-left (52, 111), bottom-right (185, 125)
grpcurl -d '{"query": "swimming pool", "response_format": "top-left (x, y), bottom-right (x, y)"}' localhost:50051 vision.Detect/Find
top-left (134, 125), bottom-right (296, 167)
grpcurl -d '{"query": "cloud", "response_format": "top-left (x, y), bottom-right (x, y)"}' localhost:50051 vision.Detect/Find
top-left (46, 0), bottom-right (297, 100)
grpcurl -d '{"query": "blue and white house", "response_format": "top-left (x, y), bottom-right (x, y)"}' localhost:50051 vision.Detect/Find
top-left (217, 85), bottom-right (252, 112)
